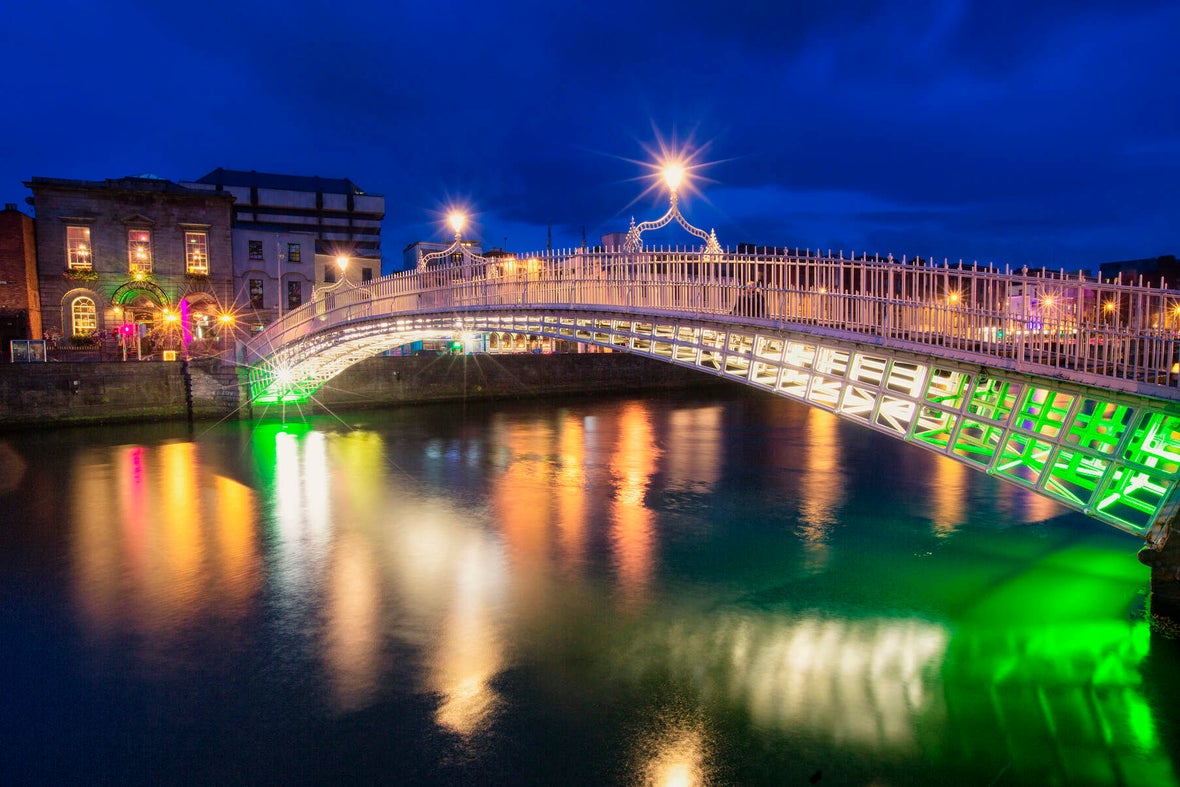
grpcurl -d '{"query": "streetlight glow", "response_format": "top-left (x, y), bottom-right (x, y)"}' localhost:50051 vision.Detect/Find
top-left (336, 255), bottom-right (349, 271)
top-left (448, 212), bottom-right (466, 235)
top-left (662, 162), bottom-right (685, 193)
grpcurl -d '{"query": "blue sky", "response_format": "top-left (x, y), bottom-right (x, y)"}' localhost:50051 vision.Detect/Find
top-left (2, 0), bottom-right (1176, 270)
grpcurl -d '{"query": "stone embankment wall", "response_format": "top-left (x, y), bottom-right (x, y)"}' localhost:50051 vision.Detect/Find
top-left (0, 353), bottom-right (724, 428)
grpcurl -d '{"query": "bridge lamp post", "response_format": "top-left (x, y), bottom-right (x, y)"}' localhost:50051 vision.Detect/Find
top-left (662, 162), bottom-right (685, 194)
top-left (336, 255), bottom-right (349, 284)
top-left (449, 212), bottom-right (466, 241)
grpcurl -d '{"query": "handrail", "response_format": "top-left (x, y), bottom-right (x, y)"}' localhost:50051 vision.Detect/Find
top-left (245, 248), bottom-right (1180, 393)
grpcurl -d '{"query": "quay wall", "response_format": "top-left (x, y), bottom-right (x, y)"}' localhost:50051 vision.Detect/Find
top-left (0, 353), bottom-right (724, 428)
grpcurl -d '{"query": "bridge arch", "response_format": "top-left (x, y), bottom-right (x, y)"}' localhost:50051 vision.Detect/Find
top-left (242, 248), bottom-right (1180, 545)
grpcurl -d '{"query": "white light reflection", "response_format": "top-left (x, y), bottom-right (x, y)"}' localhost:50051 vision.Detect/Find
top-left (303, 432), bottom-right (331, 542)
top-left (273, 431), bottom-right (332, 596)
top-left (621, 611), bottom-right (948, 752)
top-left (379, 492), bottom-right (511, 738)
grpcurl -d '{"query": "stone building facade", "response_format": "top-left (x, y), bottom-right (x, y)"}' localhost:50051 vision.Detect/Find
top-left (0, 203), bottom-right (42, 352)
top-left (25, 176), bottom-right (235, 357)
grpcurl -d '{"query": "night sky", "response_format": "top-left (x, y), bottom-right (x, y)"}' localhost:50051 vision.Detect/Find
top-left (2, 0), bottom-right (1176, 271)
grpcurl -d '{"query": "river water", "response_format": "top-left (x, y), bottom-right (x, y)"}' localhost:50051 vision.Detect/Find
top-left (1, 389), bottom-right (1177, 785)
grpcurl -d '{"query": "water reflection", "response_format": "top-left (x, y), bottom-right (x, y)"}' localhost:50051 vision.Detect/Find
top-left (14, 392), bottom-right (1174, 785)
top-left (619, 611), bottom-right (949, 751)
top-left (663, 405), bottom-right (723, 493)
top-left (635, 710), bottom-right (712, 787)
top-left (610, 403), bottom-right (661, 607)
top-left (70, 441), bottom-right (260, 653)
top-left (799, 408), bottom-right (844, 572)
top-left (930, 455), bottom-right (967, 536)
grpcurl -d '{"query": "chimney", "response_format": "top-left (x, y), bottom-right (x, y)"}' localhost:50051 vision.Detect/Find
top-left (4, 203), bottom-right (16, 211)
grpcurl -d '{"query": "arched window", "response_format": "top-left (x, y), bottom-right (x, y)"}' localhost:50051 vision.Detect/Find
top-left (71, 297), bottom-right (97, 335)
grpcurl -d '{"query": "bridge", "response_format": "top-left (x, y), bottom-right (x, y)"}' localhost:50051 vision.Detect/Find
top-left (241, 185), bottom-right (1180, 566)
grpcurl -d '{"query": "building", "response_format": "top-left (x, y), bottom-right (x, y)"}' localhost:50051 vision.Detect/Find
top-left (1098, 255), bottom-right (1180, 288)
top-left (182, 169), bottom-right (385, 327)
top-left (0, 204), bottom-right (42, 355)
top-left (24, 175), bottom-right (235, 356)
top-left (221, 224), bottom-right (318, 330)
top-left (402, 239), bottom-right (483, 272)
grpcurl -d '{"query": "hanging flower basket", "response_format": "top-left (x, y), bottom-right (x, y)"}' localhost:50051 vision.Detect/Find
top-left (63, 269), bottom-right (99, 281)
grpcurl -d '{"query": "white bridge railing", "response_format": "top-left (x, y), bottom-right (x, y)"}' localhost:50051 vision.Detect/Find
top-left (246, 248), bottom-right (1180, 394)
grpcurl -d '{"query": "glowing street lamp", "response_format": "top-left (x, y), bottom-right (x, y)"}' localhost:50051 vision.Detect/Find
top-left (662, 162), bottom-right (685, 193)
top-left (623, 156), bottom-right (721, 254)
top-left (448, 211), bottom-right (466, 239)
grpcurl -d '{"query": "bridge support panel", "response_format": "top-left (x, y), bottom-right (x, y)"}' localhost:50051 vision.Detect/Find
top-left (1139, 533), bottom-right (1180, 636)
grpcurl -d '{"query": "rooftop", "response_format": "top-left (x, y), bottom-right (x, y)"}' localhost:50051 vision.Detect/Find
top-left (24, 175), bottom-right (231, 197)
top-left (193, 168), bottom-right (378, 196)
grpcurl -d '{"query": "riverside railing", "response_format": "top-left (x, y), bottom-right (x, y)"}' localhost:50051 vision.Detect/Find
top-left (245, 248), bottom-right (1180, 393)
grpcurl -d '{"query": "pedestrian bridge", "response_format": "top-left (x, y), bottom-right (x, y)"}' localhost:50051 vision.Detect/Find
top-left (242, 246), bottom-right (1180, 545)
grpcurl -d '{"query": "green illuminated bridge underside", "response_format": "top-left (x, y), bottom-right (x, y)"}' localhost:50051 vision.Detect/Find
top-left (244, 250), bottom-right (1180, 543)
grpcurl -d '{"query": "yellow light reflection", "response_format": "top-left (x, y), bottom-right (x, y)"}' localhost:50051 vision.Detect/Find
top-left (70, 441), bottom-right (261, 657)
top-left (431, 541), bottom-right (505, 737)
top-left (799, 408), bottom-right (843, 572)
top-left (637, 716), bottom-right (711, 787)
top-left (493, 421), bottom-right (555, 572)
top-left (610, 403), bottom-right (660, 608)
top-left (212, 475), bottom-right (261, 608)
top-left (664, 406), bottom-right (722, 492)
top-left (556, 414), bottom-right (588, 572)
top-left (157, 442), bottom-right (203, 625)
top-left (382, 487), bottom-right (510, 739)
top-left (324, 530), bottom-right (381, 713)
top-left (930, 456), bottom-right (967, 536)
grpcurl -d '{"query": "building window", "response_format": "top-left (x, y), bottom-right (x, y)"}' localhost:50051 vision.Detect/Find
top-left (128, 229), bottom-right (152, 274)
top-left (248, 240), bottom-right (264, 260)
top-left (324, 267), bottom-right (336, 284)
top-left (287, 243), bottom-right (301, 263)
top-left (249, 279), bottom-right (264, 309)
top-left (185, 232), bottom-right (209, 274)
top-left (67, 226), bottom-right (93, 270)
top-left (362, 267), bottom-right (373, 282)
top-left (71, 297), bottom-right (97, 335)
top-left (287, 281), bottom-right (302, 311)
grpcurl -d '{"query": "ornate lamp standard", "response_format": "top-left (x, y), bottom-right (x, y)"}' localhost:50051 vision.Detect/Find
top-left (622, 161), bottom-right (722, 254)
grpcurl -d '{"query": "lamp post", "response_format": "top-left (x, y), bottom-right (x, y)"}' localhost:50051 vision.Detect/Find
top-left (622, 158), bottom-right (721, 256)
top-left (448, 212), bottom-right (465, 241)
top-left (335, 254), bottom-right (349, 284)
top-left (275, 236), bottom-right (286, 320)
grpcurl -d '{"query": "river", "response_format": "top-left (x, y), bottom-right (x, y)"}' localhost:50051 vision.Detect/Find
top-left (1, 389), bottom-right (1176, 785)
